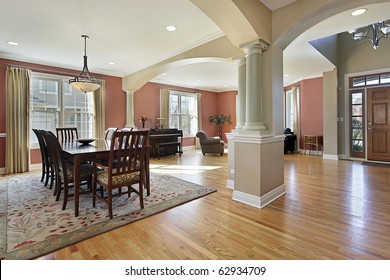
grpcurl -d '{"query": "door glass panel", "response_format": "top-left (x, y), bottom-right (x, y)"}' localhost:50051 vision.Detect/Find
top-left (352, 129), bottom-right (363, 139)
top-left (352, 140), bottom-right (363, 152)
top-left (352, 104), bottom-right (363, 116)
top-left (352, 117), bottom-right (363, 128)
top-left (380, 74), bottom-right (390, 84)
top-left (366, 75), bottom-right (380, 85)
top-left (352, 92), bottom-right (362, 104)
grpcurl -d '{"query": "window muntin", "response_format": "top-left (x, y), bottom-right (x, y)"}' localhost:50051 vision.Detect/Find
top-left (169, 91), bottom-right (197, 136)
top-left (30, 73), bottom-right (94, 146)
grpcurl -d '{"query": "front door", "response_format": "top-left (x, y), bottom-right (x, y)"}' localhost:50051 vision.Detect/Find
top-left (367, 86), bottom-right (390, 161)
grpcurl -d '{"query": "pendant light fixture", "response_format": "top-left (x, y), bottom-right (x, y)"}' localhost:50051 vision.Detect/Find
top-left (349, 20), bottom-right (390, 49)
top-left (69, 35), bottom-right (100, 92)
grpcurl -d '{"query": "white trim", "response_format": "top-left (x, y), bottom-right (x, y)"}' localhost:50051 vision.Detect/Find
top-left (322, 154), bottom-right (338, 160)
top-left (231, 134), bottom-right (285, 144)
top-left (226, 179), bottom-right (234, 189)
top-left (30, 164), bottom-right (42, 171)
top-left (183, 145), bottom-right (195, 151)
top-left (232, 184), bottom-right (286, 209)
top-left (0, 168), bottom-right (5, 175)
top-left (0, 133), bottom-right (6, 138)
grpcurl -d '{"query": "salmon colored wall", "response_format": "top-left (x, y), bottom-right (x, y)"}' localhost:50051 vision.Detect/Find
top-left (284, 77), bottom-right (323, 149)
top-left (217, 91), bottom-right (236, 143)
top-left (0, 58), bottom-right (124, 168)
top-left (300, 77), bottom-right (323, 149)
top-left (134, 82), bottom-right (225, 147)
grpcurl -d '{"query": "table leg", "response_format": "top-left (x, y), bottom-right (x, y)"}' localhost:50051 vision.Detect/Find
top-left (73, 155), bottom-right (81, 217)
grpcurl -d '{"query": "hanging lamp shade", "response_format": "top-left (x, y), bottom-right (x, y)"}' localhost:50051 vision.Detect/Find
top-left (69, 35), bottom-right (100, 92)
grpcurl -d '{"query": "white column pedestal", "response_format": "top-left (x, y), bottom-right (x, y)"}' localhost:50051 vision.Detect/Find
top-left (231, 132), bottom-right (286, 208)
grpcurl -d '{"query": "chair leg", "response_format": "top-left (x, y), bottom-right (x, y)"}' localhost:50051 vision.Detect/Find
top-left (62, 183), bottom-right (68, 210)
top-left (108, 189), bottom-right (113, 219)
top-left (41, 162), bottom-right (45, 182)
top-left (139, 183), bottom-right (144, 209)
top-left (92, 179), bottom-right (96, 207)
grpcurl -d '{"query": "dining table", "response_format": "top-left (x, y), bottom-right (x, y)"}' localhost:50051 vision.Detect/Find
top-left (61, 139), bottom-right (150, 217)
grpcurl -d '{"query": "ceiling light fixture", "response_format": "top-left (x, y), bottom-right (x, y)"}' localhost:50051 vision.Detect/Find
top-left (349, 19), bottom-right (390, 49)
top-left (7, 41), bottom-right (18, 46)
top-left (351, 8), bottom-right (367, 16)
top-left (166, 25), bottom-right (176, 31)
top-left (69, 35), bottom-right (100, 92)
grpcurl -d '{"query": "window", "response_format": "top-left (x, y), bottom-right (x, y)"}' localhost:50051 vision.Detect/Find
top-left (30, 73), bottom-right (94, 146)
top-left (285, 89), bottom-right (294, 129)
top-left (350, 90), bottom-right (365, 158)
top-left (169, 91), bottom-right (197, 136)
top-left (351, 72), bottom-right (390, 88)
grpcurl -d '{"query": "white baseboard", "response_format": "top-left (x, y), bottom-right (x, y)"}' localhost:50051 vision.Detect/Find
top-left (232, 184), bottom-right (286, 208)
top-left (0, 167), bottom-right (5, 175)
top-left (226, 179), bottom-right (234, 189)
top-left (30, 164), bottom-right (42, 171)
top-left (183, 145), bottom-right (195, 151)
top-left (322, 154), bottom-right (338, 160)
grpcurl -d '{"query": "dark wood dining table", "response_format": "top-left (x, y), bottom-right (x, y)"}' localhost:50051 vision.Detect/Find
top-left (61, 139), bottom-right (150, 217)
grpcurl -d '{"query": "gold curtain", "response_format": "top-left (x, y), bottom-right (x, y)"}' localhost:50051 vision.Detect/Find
top-left (94, 80), bottom-right (106, 139)
top-left (6, 66), bottom-right (32, 174)
top-left (159, 88), bottom-right (170, 128)
top-left (196, 93), bottom-right (202, 149)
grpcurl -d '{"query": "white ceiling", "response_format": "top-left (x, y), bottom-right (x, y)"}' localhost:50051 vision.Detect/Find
top-left (0, 0), bottom-right (389, 92)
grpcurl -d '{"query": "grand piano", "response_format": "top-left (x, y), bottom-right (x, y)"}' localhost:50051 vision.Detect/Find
top-left (149, 128), bottom-right (183, 158)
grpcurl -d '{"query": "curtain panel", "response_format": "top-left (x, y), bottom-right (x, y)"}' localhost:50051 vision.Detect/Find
top-left (159, 88), bottom-right (170, 128)
top-left (6, 66), bottom-right (32, 174)
top-left (196, 93), bottom-right (202, 149)
top-left (94, 79), bottom-right (106, 139)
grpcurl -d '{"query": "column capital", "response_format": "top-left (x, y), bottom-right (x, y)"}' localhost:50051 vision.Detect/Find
top-left (125, 89), bottom-right (135, 95)
top-left (240, 39), bottom-right (269, 55)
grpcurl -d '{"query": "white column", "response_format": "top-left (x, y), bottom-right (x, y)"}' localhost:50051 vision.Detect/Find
top-left (242, 40), bottom-right (268, 132)
top-left (235, 56), bottom-right (246, 130)
top-left (125, 90), bottom-right (135, 128)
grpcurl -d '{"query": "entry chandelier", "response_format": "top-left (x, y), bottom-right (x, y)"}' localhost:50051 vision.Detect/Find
top-left (69, 35), bottom-right (100, 92)
top-left (349, 19), bottom-right (390, 49)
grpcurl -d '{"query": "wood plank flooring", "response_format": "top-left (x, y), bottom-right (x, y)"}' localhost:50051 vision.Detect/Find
top-left (38, 150), bottom-right (390, 260)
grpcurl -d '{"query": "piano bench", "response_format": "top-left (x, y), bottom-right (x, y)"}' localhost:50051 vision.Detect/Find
top-left (156, 142), bottom-right (183, 159)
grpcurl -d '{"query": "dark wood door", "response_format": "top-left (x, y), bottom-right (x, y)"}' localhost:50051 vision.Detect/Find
top-left (367, 86), bottom-right (390, 161)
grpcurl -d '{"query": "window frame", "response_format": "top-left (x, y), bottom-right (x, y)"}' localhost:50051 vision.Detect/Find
top-left (169, 91), bottom-right (198, 137)
top-left (30, 72), bottom-right (95, 148)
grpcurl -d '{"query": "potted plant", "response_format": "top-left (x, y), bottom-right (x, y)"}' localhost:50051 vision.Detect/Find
top-left (209, 114), bottom-right (232, 140)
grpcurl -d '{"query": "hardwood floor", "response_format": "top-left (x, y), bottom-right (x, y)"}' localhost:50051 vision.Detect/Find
top-left (38, 150), bottom-right (390, 260)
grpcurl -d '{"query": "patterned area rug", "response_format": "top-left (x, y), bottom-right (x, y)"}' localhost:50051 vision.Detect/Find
top-left (0, 171), bottom-right (216, 259)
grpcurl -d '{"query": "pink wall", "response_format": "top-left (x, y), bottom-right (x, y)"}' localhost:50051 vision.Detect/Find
top-left (217, 91), bottom-right (236, 143)
top-left (284, 77), bottom-right (323, 149)
top-left (0, 57), bottom-right (237, 169)
top-left (134, 82), bottom-right (236, 146)
top-left (0, 58), bottom-right (124, 168)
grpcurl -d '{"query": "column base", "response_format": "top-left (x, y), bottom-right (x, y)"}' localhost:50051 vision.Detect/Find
top-left (232, 134), bottom-right (285, 208)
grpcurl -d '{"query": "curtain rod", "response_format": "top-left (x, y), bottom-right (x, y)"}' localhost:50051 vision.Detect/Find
top-left (6, 64), bottom-right (102, 80)
top-left (168, 88), bottom-right (197, 94)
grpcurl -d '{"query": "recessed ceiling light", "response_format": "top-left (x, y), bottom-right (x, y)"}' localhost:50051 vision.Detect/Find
top-left (166, 25), bottom-right (176, 31)
top-left (284, 74), bottom-right (290, 77)
top-left (162, 73), bottom-right (167, 76)
top-left (7, 41), bottom-right (18, 46)
top-left (108, 62), bottom-right (115, 65)
top-left (352, 8), bottom-right (367, 16)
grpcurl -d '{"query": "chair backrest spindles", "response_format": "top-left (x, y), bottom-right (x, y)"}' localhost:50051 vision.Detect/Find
top-left (56, 127), bottom-right (78, 143)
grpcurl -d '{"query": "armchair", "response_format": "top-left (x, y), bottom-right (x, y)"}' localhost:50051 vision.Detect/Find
top-left (196, 131), bottom-right (224, 156)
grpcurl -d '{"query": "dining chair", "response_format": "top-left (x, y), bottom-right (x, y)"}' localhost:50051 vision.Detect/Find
top-left (92, 130), bottom-right (149, 219)
top-left (42, 130), bottom-right (94, 210)
top-left (33, 129), bottom-right (54, 188)
top-left (104, 127), bottom-right (118, 140)
top-left (56, 127), bottom-right (78, 142)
